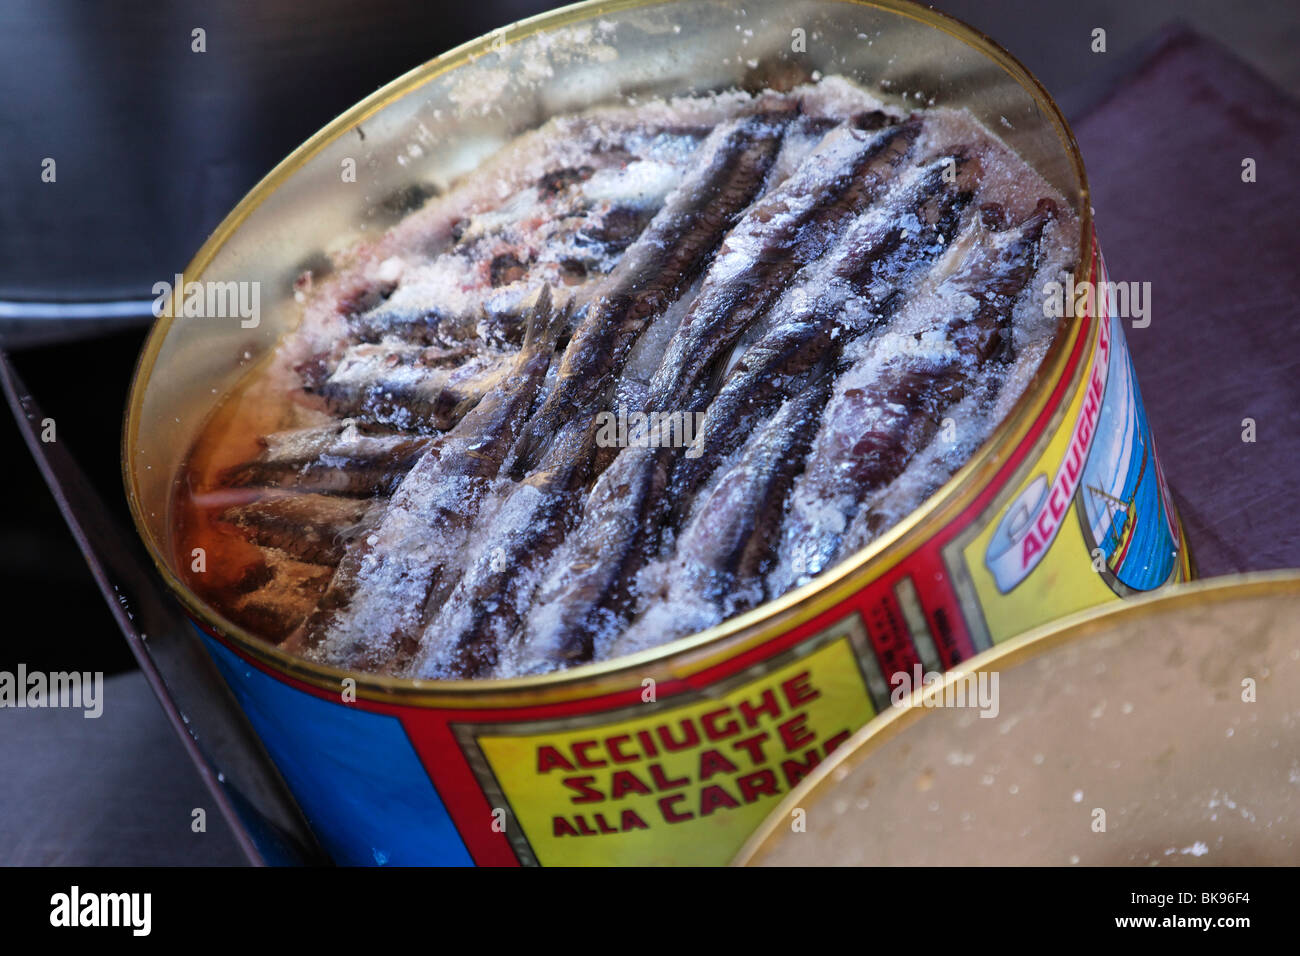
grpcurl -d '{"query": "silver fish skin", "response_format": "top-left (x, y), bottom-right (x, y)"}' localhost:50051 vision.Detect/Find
top-left (609, 376), bottom-right (832, 660)
top-left (675, 372), bottom-right (834, 606)
top-left (509, 105), bottom-right (795, 476)
top-left (772, 199), bottom-right (1057, 591)
top-left (512, 438), bottom-right (677, 674)
top-left (293, 286), bottom-right (565, 672)
top-left (506, 140), bottom-right (968, 674)
top-left (645, 116), bottom-right (922, 414)
top-left (665, 147), bottom-right (978, 529)
top-left (221, 420), bottom-right (431, 497)
top-left (315, 344), bottom-right (517, 433)
top-left (410, 411), bottom-right (602, 679)
top-left (219, 493), bottom-right (380, 566)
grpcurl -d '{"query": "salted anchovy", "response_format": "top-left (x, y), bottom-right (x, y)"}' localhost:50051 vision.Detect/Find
top-left (485, 120), bottom-right (939, 663)
top-left (411, 411), bottom-right (603, 679)
top-left (219, 494), bottom-right (379, 566)
top-left (313, 344), bottom-right (517, 433)
top-left (270, 91), bottom-right (787, 396)
top-left (666, 149), bottom-right (978, 527)
top-left (510, 107), bottom-right (795, 475)
top-left (681, 375), bottom-right (832, 599)
top-left (221, 421), bottom-right (431, 497)
top-left (774, 199), bottom-right (1057, 587)
top-left (295, 287), bottom-right (565, 671)
top-left (825, 147), bottom-right (979, 321)
top-left (645, 117), bottom-right (922, 413)
top-left (341, 125), bottom-right (713, 351)
top-left (223, 551), bottom-right (334, 645)
top-left (514, 440), bottom-right (677, 672)
top-left (186, 80), bottom-right (1083, 681)
top-left (505, 156), bottom-right (973, 670)
top-left (616, 374), bottom-right (832, 662)
top-left (347, 301), bottom-right (487, 349)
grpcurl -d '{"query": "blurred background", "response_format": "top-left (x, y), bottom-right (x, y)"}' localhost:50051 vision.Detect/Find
top-left (3, 0), bottom-right (1297, 676)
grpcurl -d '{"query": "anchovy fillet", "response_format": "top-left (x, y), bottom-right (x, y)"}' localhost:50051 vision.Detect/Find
top-left (510, 107), bottom-right (795, 475)
top-left (221, 421), bottom-right (431, 497)
top-left (293, 287), bottom-right (565, 671)
top-left (773, 199), bottom-right (1057, 587)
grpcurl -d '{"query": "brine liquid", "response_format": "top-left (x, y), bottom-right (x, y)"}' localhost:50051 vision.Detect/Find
top-left (172, 369), bottom-right (342, 645)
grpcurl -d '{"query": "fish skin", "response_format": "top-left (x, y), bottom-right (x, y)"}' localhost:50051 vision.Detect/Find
top-left (314, 345), bottom-right (517, 434)
top-left (410, 411), bottom-right (603, 679)
top-left (645, 117), bottom-right (922, 414)
top-left (830, 148), bottom-right (979, 311)
top-left (346, 305), bottom-right (465, 347)
top-left (774, 199), bottom-right (1057, 587)
top-left (510, 373), bottom-right (718, 674)
top-left (205, 84), bottom-right (1082, 682)
top-left (293, 286), bottom-right (566, 671)
top-left (224, 551), bottom-right (334, 645)
top-left (665, 148), bottom-right (977, 529)
top-left (664, 371), bottom-right (834, 611)
top-left (514, 440), bottom-right (677, 672)
top-left (505, 154), bottom-right (975, 674)
top-left (666, 319), bottom-right (834, 530)
top-left (219, 494), bottom-right (379, 566)
top-left (950, 198), bottom-right (1058, 365)
top-left (271, 92), bottom-right (771, 396)
top-left (509, 107), bottom-right (795, 477)
top-left (221, 421), bottom-right (431, 498)
top-left (335, 126), bottom-right (705, 352)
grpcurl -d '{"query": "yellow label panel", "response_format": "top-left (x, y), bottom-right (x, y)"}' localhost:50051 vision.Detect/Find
top-left (963, 340), bottom-right (1117, 641)
top-left (473, 636), bottom-right (875, 866)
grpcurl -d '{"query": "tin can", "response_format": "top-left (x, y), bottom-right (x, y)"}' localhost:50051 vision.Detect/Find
top-left (124, 0), bottom-right (1190, 866)
top-left (734, 572), bottom-right (1300, 866)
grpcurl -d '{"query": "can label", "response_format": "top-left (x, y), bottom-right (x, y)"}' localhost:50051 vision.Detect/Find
top-left (199, 233), bottom-right (1187, 866)
top-left (461, 627), bottom-right (874, 865)
top-left (963, 251), bottom-right (1183, 644)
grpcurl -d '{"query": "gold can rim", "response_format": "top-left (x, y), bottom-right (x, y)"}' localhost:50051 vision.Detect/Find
top-left (123, 0), bottom-right (1097, 703)
top-left (731, 569), bottom-right (1300, 866)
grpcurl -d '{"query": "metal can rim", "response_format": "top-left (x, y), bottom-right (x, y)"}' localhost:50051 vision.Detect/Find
top-left (123, 0), bottom-right (1098, 702)
top-left (730, 569), bottom-right (1300, 866)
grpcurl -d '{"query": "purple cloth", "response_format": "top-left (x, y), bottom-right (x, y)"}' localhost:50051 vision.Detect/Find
top-left (1072, 28), bottom-right (1300, 575)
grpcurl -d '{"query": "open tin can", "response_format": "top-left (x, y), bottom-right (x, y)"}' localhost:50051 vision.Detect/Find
top-left (124, 0), bottom-right (1190, 865)
top-left (735, 573), bottom-right (1300, 866)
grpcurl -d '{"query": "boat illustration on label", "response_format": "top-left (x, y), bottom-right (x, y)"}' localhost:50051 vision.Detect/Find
top-left (984, 289), bottom-right (1180, 596)
top-left (1075, 310), bottom-right (1180, 593)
